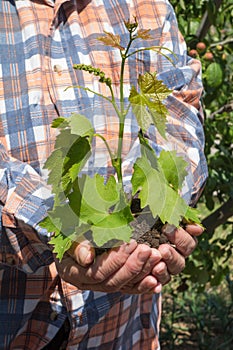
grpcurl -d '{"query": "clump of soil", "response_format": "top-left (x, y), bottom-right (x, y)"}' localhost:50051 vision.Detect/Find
top-left (136, 225), bottom-right (169, 248)
top-left (130, 198), bottom-right (169, 248)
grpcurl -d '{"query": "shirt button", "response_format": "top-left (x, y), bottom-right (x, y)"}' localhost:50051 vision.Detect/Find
top-left (50, 311), bottom-right (58, 321)
top-left (53, 65), bottom-right (63, 76)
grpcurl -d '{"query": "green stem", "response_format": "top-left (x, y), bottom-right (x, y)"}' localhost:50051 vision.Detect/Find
top-left (116, 33), bottom-right (134, 184)
top-left (94, 133), bottom-right (122, 180)
top-left (94, 133), bottom-right (114, 161)
top-left (126, 46), bottom-right (176, 66)
top-left (66, 85), bottom-right (113, 104)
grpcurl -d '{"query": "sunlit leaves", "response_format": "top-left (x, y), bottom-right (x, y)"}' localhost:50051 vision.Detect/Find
top-left (129, 72), bottom-right (172, 137)
top-left (44, 113), bottom-right (93, 196)
top-left (158, 150), bottom-right (188, 191)
top-left (131, 153), bottom-right (189, 227)
top-left (45, 174), bottom-right (134, 259)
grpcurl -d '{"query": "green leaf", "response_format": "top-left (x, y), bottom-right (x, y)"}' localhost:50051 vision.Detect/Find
top-left (69, 113), bottom-right (94, 139)
top-left (47, 203), bottom-right (81, 236)
top-left (39, 215), bottom-right (60, 235)
top-left (131, 155), bottom-right (188, 226)
top-left (51, 117), bottom-right (68, 128)
top-left (44, 121), bottom-right (92, 196)
top-left (129, 85), bottom-right (155, 130)
top-left (62, 137), bottom-right (91, 191)
top-left (158, 150), bottom-right (188, 190)
top-left (179, 0), bottom-right (186, 11)
top-left (49, 234), bottom-right (72, 261)
top-left (73, 174), bottom-right (120, 222)
top-left (159, 186), bottom-right (188, 226)
top-left (138, 131), bottom-right (158, 169)
top-left (184, 206), bottom-right (202, 225)
top-left (129, 72), bottom-right (171, 137)
top-left (69, 174), bottom-right (133, 247)
top-left (205, 63), bottom-right (223, 88)
top-left (92, 224), bottom-right (132, 247)
top-left (92, 203), bottom-right (133, 246)
top-left (44, 149), bottom-right (64, 192)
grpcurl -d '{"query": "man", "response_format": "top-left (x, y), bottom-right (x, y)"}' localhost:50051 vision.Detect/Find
top-left (0, 0), bottom-right (207, 349)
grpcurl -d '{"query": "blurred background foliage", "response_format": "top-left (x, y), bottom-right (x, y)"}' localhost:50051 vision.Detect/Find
top-left (161, 0), bottom-right (233, 348)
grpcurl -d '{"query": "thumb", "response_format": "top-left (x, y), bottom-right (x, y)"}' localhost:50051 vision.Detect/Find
top-left (68, 241), bottom-right (96, 267)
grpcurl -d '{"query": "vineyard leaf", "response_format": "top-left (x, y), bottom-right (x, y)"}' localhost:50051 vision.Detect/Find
top-left (131, 155), bottom-right (188, 226)
top-left (48, 203), bottom-right (81, 235)
top-left (51, 117), bottom-right (68, 128)
top-left (69, 174), bottom-right (133, 246)
top-left (138, 131), bottom-right (158, 169)
top-left (54, 129), bottom-right (76, 150)
top-left (44, 127), bottom-right (91, 195)
top-left (39, 215), bottom-right (60, 235)
top-left (138, 72), bottom-right (171, 100)
top-left (158, 150), bottom-right (188, 190)
top-left (129, 85), bottom-right (154, 130)
top-left (62, 137), bottom-right (91, 192)
top-left (159, 185), bottom-right (188, 226)
top-left (44, 149), bottom-right (64, 192)
top-left (92, 205), bottom-right (133, 246)
top-left (69, 113), bottom-right (94, 139)
top-left (184, 206), bottom-right (202, 225)
top-left (49, 234), bottom-right (72, 261)
top-left (97, 31), bottom-right (124, 50)
top-left (92, 223), bottom-right (132, 247)
top-left (68, 174), bottom-right (120, 225)
top-left (129, 72), bottom-right (171, 137)
top-left (136, 28), bottom-right (153, 40)
top-left (131, 156), bottom-right (166, 212)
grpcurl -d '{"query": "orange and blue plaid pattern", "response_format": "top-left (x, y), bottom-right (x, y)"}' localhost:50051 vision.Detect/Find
top-left (0, 0), bottom-right (207, 349)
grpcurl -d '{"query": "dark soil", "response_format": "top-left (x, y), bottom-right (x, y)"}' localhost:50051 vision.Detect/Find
top-left (130, 197), bottom-right (169, 248)
top-left (136, 226), bottom-right (169, 248)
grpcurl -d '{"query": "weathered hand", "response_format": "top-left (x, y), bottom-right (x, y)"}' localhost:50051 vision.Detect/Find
top-left (152, 223), bottom-right (204, 285)
top-left (55, 240), bottom-right (162, 294)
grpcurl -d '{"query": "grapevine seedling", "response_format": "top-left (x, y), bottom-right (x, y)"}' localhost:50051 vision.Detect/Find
top-left (40, 18), bottom-right (200, 260)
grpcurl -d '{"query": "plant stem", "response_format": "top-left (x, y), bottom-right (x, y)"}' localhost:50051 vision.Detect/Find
top-left (116, 33), bottom-right (134, 184)
top-left (94, 133), bottom-right (114, 160)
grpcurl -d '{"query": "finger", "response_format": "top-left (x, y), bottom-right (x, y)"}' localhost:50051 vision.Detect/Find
top-left (87, 240), bottom-right (138, 281)
top-left (185, 223), bottom-right (204, 236)
top-left (120, 275), bottom-right (159, 294)
top-left (151, 260), bottom-right (171, 285)
top-left (101, 244), bottom-right (152, 290)
top-left (158, 244), bottom-right (185, 275)
top-left (162, 225), bottom-right (197, 257)
top-left (125, 248), bottom-right (162, 285)
top-left (66, 244), bottom-right (152, 292)
top-left (57, 240), bottom-right (138, 289)
top-left (68, 240), bottom-right (95, 266)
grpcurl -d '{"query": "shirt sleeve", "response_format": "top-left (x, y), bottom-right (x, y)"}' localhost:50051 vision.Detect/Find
top-left (0, 143), bottom-right (54, 272)
top-left (151, 1), bottom-right (208, 205)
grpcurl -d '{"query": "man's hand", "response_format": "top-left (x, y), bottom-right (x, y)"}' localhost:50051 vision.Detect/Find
top-left (55, 240), bottom-right (162, 294)
top-left (152, 223), bottom-right (204, 285)
top-left (55, 223), bottom-right (204, 294)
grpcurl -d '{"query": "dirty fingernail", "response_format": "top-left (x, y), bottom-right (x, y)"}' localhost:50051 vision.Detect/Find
top-left (162, 223), bottom-right (176, 235)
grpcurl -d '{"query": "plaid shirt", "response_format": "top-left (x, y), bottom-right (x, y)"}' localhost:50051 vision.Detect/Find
top-left (0, 0), bottom-right (207, 349)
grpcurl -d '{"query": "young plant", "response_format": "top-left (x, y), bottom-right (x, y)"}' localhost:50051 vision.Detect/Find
top-left (40, 18), bottom-right (200, 260)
